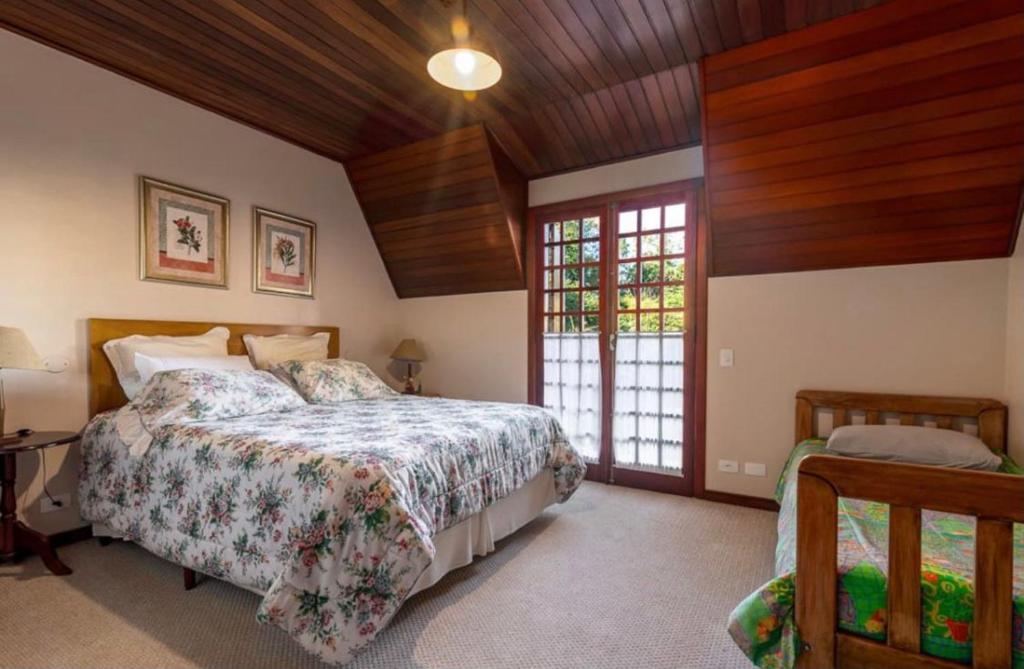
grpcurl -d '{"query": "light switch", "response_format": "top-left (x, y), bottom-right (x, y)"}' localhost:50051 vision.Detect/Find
top-left (719, 348), bottom-right (734, 367)
top-left (718, 459), bottom-right (739, 473)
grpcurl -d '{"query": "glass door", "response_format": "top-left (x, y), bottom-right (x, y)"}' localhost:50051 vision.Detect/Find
top-left (531, 182), bottom-right (698, 495)
top-left (538, 209), bottom-right (607, 469)
top-left (609, 196), bottom-right (692, 494)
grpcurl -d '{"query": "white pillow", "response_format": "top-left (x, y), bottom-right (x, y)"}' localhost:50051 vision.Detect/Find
top-left (134, 353), bottom-right (254, 385)
top-left (102, 327), bottom-right (230, 399)
top-left (826, 424), bottom-right (1002, 471)
top-left (243, 332), bottom-right (330, 369)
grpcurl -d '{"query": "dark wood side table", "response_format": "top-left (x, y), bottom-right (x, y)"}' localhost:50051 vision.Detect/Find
top-left (0, 431), bottom-right (79, 575)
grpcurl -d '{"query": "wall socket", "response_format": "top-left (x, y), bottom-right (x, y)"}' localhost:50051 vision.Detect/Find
top-left (718, 459), bottom-right (739, 473)
top-left (744, 462), bottom-right (767, 477)
top-left (719, 348), bottom-right (734, 367)
top-left (40, 493), bottom-right (71, 513)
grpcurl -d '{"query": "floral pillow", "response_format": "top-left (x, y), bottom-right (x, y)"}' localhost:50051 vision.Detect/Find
top-left (116, 368), bottom-right (306, 455)
top-left (273, 359), bottom-right (398, 404)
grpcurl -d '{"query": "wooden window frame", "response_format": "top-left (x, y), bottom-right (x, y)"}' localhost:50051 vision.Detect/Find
top-left (526, 178), bottom-right (708, 497)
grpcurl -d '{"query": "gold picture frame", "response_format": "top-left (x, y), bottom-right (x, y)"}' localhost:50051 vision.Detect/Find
top-left (252, 206), bottom-right (316, 299)
top-left (139, 176), bottom-right (230, 289)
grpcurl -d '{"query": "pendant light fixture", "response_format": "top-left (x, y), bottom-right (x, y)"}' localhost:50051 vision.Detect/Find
top-left (427, 0), bottom-right (501, 92)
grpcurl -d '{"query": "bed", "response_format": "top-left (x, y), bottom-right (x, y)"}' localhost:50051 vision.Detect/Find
top-left (79, 318), bottom-right (586, 665)
top-left (729, 390), bottom-right (1024, 669)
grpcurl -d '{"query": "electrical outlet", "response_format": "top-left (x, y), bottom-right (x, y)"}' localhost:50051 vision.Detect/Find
top-left (744, 462), bottom-right (767, 477)
top-left (718, 459), bottom-right (739, 473)
top-left (40, 493), bottom-right (71, 513)
top-left (719, 348), bottom-right (734, 367)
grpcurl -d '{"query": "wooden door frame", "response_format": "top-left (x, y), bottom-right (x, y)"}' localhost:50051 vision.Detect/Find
top-left (526, 178), bottom-right (708, 497)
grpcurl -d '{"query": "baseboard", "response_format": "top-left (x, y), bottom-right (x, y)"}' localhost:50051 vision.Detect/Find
top-left (701, 489), bottom-right (779, 511)
top-left (51, 524), bottom-right (93, 547)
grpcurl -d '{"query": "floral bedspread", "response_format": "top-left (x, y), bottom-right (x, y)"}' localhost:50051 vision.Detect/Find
top-left (728, 440), bottom-right (1024, 668)
top-left (79, 396), bottom-right (586, 665)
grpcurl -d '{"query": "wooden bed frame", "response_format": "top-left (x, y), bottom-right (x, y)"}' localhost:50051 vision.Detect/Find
top-left (793, 390), bottom-right (1023, 669)
top-left (87, 318), bottom-right (340, 418)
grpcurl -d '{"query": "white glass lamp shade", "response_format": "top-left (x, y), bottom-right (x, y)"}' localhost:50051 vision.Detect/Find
top-left (427, 48), bottom-right (502, 91)
top-left (0, 327), bottom-right (43, 370)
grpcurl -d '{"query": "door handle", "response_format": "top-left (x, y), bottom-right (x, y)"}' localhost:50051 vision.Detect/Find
top-left (609, 333), bottom-right (616, 352)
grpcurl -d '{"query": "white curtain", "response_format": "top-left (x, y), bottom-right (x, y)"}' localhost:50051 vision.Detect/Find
top-left (542, 333), bottom-right (601, 461)
top-left (613, 333), bottom-right (684, 472)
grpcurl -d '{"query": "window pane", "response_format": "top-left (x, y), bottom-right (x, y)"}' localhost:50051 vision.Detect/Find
top-left (582, 216), bottom-right (600, 239)
top-left (641, 207), bottom-right (660, 231)
top-left (641, 286), bottom-right (661, 309)
top-left (545, 245), bottom-right (562, 267)
top-left (563, 315), bottom-right (581, 332)
top-left (618, 237), bottom-right (636, 259)
top-left (665, 204), bottom-right (685, 229)
top-left (664, 231), bottom-right (685, 255)
top-left (583, 314), bottom-right (599, 332)
top-left (641, 261), bottom-right (661, 283)
top-left (618, 287), bottom-right (637, 310)
top-left (618, 313), bottom-right (636, 332)
top-left (664, 285), bottom-right (684, 309)
top-left (582, 241), bottom-right (600, 262)
top-left (664, 312), bottom-right (684, 332)
top-left (563, 219), bottom-right (580, 241)
top-left (618, 262), bottom-right (637, 285)
top-left (545, 222), bottom-right (560, 242)
top-left (583, 266), bottom-right (600, 287)
top-left (564, 243), bottom-right (580, 264)
top-left (641, 234), bottom-right (660, 257)
top-left (564, 291), bottom-right (580, 312)
top-left (545, 292), bottom-right (561, 313)
top-left (619, 210), bottom-right (637, 234)
top-left (640, 312), bottom-right (661, 332)
top-left (545, 270), bottom-right (560, 289)
top-left (564, 267), bottom-right (580, 288)
top-left (665, 258), bottom-right (684, 282)
top-left (582, 290), bottom-right (599, 312)
top-left (545, 315), bottom-right (559, 332)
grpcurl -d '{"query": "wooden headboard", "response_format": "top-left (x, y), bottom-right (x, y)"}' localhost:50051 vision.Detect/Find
top-left (796, 390), bottom-right (1007, 453)
top-left (88, 318), bottom-right (340, 418)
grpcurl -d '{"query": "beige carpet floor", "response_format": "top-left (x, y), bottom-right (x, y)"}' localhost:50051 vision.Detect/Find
top-left (0, 482), bottom-right (776, 669)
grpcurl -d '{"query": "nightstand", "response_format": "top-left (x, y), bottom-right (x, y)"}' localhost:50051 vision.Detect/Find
top-left (0, 431), bottom-right (79, 575)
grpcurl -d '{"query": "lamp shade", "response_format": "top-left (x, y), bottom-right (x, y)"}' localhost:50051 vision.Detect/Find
top-left (427, 48), bottom-right (501, 91)
top-left (390, 339), bottom-right (426, 362)
top-left (0, 327), bottom-right (43, 370)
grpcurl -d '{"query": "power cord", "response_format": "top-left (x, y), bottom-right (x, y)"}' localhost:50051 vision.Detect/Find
top-left (39, 449), bottom-right (62, 508)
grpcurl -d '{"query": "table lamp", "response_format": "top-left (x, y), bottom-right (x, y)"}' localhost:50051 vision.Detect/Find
top-left (390, 339), bottom-right (426, 394)
top-left (0, 327), bottom-right (44, 437)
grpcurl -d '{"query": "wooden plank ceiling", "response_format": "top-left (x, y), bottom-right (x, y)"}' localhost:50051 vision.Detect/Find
top-left (703, 0), bottom-right (1024, 276)
top-left (348, 124), bottom-right (527, 298)
top-left (0, 0), bottom-right (889, 178)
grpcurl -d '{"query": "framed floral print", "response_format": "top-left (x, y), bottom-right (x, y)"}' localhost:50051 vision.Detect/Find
top-left (252, 207), bottom-right (316, 298)
top-left (139, 176), bottom-right (229, 288)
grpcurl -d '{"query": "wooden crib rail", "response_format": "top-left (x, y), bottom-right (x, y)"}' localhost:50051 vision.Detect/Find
top-left (795, 455), bottom-right (1024, 669)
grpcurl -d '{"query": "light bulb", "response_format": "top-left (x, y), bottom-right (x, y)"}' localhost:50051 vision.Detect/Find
top-left (454, 50), bottom-right (477, 75)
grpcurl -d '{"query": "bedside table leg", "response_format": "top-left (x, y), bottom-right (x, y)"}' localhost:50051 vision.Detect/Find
top-left (1, 453), bottom-right (16, 561)
top-left (14, 521), bottom-right (72, 575)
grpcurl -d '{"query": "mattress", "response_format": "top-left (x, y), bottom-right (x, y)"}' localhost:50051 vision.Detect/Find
top-left (728, 440), bottom-right (1024, 669)
top-left (79, 396), bottom-right (586, 665)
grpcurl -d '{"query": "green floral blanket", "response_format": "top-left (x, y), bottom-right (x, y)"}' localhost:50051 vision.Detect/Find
top-left (728, 440), bottom-right (1024, 668)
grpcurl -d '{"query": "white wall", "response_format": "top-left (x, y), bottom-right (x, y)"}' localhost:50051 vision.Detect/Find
top-left (707, 260), bottom-right (1010, 498)
top-left (0, 32), bottom-right (400, 533)
top-left (395, 291), bottom-right (528, 403)
top-left (1004, 230), bottom-right (1024, 465)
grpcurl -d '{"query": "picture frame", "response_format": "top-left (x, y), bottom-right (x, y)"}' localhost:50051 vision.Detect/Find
top-left (252, 206), bottom-right (316, 299)
top-left (139, 176), bottom-right (229, 289)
